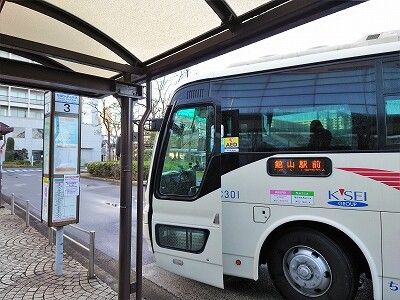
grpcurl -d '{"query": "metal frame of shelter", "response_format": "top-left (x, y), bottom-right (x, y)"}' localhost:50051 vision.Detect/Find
top-left (0, 122), bottom-right (13, 208)
top-left (0, 1), bottom-right (366, 299)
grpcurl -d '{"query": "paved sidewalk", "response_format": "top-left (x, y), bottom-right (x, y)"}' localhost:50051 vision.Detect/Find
top-left (0, 206), bottom-right (117, 300)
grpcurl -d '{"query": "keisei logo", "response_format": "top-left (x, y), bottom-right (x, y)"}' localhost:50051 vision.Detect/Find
top-left (327, 188), bottom-right (368, 208)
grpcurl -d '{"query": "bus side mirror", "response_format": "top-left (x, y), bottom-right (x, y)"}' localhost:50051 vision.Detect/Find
top-left (149, 118), bottom-right (163, 131)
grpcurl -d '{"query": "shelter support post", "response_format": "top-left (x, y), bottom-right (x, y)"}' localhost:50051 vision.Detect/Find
top-left (118, 74), bottom-right (134, 300)
top-left (134, 78), bottom-right (152, 299)
top-left (0, 170), bottom-right (2, 208)
top-left (0, 137), bottom-right (3, 208)
top-left (0, 160), bottom-right (3, 208)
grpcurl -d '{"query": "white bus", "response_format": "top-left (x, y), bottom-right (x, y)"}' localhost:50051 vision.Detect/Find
top-left (144, 31), bottom-right (400, 300)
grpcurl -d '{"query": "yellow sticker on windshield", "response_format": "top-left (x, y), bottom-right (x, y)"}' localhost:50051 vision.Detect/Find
top-left (223, 137), bottom-right (239, 152)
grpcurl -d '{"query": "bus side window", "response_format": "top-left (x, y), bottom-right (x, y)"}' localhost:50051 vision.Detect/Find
top-left (215, 59), bottom-right (379, 152)
top-left (383, 61), bottom-right (400, 147)
top-left (385, 97), bottom-right (400, 146)
top-left (352, 113), bottom-right (376, 150)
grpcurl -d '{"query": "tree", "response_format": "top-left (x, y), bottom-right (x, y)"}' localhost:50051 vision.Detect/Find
top-left (5, 136), bottom-right (14, 162)
top-left (15, 148), bottom-right (29, 161)
top-left (150, 68), bottom-right (192, 119)
top-left (91, 68), bottom-right (193, 161)
top-left (84, 97), bottom-right (121, 161)
top-left (131, 68), bottom-right (192, 147)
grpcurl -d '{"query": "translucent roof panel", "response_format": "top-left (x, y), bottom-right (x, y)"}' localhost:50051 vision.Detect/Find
top-left (45, 0), bottom-right (222, 62)
top-left (52, 58), bottom-right (120, 79)
top-left (227, 0), bottom-right (274, 16)
top-left (0, 2), bottom-right (126, 64)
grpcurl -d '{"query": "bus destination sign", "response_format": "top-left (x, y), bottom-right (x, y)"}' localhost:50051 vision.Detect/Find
top-left (267, 157), bottom-right (332, 177)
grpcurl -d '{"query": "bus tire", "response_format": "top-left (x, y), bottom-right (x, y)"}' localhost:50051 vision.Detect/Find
top-left (267, 228), bottom-right (358, 300)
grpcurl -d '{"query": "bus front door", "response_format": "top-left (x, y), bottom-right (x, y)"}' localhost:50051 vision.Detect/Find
top-left (151, 104), bottom-right (223, 288)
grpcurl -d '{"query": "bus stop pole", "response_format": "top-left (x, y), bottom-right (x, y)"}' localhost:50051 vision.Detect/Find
top-left (118, 73), bottom-right (134, 300)
top-left (136, 78), bottom-right (152, 299)
top-left (55, 226), bottom-right (64, 276)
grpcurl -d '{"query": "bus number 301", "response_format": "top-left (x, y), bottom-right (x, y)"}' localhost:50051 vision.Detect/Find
top-left (221, 190), bottom-right (240, 199)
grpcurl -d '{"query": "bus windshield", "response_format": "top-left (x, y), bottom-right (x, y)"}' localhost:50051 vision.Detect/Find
top-left (159, 105), bottom-right (215, 197)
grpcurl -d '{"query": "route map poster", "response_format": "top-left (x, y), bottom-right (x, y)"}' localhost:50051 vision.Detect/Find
top-left (53, 116), bottom-right (79, 174)
top-left (52, 178), bottom-right (77, 224)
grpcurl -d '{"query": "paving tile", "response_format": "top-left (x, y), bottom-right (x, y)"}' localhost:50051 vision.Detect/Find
top-left (0, 207), bottom-right (118, 300)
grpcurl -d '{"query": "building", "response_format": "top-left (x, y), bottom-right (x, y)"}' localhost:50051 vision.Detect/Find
top-left (0, 51), bottom-right (102, 165)
top-left (80, 99), bottom-right (103, 165)
top-left (0, 83), bottom-right (102, 165)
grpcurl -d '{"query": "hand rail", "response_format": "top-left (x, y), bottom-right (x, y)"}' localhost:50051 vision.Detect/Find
top-left (10, 193), bottom-right (96, 279)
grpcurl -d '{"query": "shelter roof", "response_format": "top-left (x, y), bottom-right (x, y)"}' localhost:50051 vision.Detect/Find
top-left (0, 122), bottom-right (13, 135)
top-left (0, 0), bottom-right (365, 97)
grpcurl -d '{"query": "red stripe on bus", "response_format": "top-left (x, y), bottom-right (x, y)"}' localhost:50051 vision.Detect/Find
top-left (337, 168), bottom-right (400, 191)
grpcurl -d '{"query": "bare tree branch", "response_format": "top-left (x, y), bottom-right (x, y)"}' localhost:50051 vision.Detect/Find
top-left (86, 68), bottom-right (192, 160)
top-left (85, 96), bottom-right (121, 160)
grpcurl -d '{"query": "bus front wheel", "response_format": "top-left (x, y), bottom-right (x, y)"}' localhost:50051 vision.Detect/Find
top-left (268, 228), bottom-right (358, 300)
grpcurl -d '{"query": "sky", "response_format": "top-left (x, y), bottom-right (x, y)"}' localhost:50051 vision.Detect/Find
top-left (193, 0), bottom-right (400, 75)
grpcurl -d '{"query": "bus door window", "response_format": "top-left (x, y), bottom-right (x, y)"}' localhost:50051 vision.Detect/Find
top-left (222, 108), bottom-right (271, 152)
top-left (222, 109), bottom-right (239, 138)
top-left (159, 105), bottom-right (215, 197)
top-left (221, 109), bottom-right (240, 173)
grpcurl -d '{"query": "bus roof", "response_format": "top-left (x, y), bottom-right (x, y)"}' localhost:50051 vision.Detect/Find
top-left (185, 30), bottom-right (400, 85)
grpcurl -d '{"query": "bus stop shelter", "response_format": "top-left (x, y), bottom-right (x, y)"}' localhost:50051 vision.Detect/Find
top-left (0, 1), bottom-right (365, 299)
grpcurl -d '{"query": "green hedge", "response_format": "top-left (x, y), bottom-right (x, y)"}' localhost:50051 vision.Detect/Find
top-left (87, 161), bottom-right (150, 180)
top-left (2, 160), bottom-right (32, 167)
top-left (33, 160), bottom-right (43, 167)
top-left (2, 160), bottom-right (42, 167)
